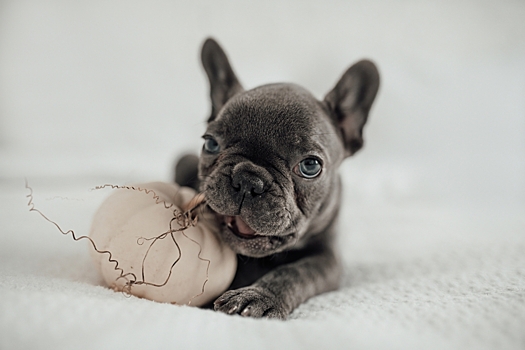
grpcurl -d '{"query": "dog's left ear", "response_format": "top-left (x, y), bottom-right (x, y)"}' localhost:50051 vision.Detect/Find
top-left (324, 60), bottom-right (380, 156)
top-left (201, 38), bottom-right (244, 122)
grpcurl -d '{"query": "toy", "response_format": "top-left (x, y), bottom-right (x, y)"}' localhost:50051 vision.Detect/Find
top-left (89, 182), bottom-right (237, 306)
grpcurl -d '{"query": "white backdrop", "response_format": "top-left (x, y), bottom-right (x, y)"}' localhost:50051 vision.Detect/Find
top-left (1, 0), bottom-right (524, 205)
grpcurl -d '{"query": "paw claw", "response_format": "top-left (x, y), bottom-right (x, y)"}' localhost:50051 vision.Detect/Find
top-left (241, 306), bottom-right (252, 317)
top-left (214, 286), bottom-right (288, 319)
top-left (227, 305), bottom-right (238, 314)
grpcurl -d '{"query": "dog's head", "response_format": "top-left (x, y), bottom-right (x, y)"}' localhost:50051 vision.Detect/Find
top-left (198, 39), bottom-right (379, 257)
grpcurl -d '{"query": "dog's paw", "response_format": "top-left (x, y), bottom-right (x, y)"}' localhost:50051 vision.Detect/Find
top-left (213, 286), bottom-right (288, 319)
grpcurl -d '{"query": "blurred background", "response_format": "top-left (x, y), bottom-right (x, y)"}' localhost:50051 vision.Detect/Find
top-left (0, 0), bottom-right (524, 207)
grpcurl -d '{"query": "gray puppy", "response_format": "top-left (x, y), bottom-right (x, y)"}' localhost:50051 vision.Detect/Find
top-left (175, 38), bottom-right (379, 319)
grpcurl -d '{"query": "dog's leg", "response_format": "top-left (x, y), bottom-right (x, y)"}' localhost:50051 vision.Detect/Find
top-left (214, 246), bottom-right (341, 319)
top-left (174, 154), bottom-right (200, 191)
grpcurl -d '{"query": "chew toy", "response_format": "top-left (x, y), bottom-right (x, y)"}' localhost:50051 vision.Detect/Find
top-left (89, 182), bottom-right (237, 306)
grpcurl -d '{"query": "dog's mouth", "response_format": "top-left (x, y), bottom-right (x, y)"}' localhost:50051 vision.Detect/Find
top-left (210, 208), bottom-right (298, 257)
top-left (224, 215), bottom-right (260, 239)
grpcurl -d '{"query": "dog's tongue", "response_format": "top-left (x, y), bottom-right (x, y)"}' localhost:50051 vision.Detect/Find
top-left (235, 216), bottom-right (256, 235)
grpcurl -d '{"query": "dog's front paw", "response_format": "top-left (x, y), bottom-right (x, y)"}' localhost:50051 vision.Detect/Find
top-left (214, 286), bottom-right (288, 319)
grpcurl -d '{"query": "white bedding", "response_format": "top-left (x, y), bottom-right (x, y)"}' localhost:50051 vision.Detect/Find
top-left (1, 178), bottom-right (524, 349)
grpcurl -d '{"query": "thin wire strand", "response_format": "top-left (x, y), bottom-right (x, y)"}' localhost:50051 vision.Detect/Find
top-left (25, 179), bottom-right (138, 287)
top-left (92, 184), bottom-right (176, 209)
top-left (26, 179), bottom-right (211, 305)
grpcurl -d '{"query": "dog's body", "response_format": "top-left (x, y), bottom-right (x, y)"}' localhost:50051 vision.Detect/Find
top-left (176, 38), bottom-right (379, 319)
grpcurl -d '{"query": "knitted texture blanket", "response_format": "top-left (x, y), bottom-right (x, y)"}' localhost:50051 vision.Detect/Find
top-left (1, 179), bottom-right (523, 350)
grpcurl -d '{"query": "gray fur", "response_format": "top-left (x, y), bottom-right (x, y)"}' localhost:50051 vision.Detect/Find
top-left (180, 38), bottom-right (379, 319)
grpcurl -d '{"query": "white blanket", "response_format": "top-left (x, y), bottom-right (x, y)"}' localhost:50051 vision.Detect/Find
top-left (1, 178), bottom-right (523, 350)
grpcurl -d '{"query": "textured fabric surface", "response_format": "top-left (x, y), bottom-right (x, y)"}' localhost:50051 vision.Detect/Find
top-left (1, 179), bottom-right (523, 350)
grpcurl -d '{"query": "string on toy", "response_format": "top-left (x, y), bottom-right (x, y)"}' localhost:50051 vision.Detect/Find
top-left (173, 192), bottom-right (211, 305)
top-left (90, 184), bottom-right (210, 302)
top-left (26, 179), bottom-right (211, 305)
top-left (91, 184), bottom-right (176, 209)
top-left (25, 179), bottom-right (138, 286)
top-left (180, 219), bottom-right (211, 305)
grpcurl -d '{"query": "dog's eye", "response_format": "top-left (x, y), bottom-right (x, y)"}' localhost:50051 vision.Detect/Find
top-left (296, 158), bottom-right (322, 179)
top-left (203, 137), bottom-right (220, 154)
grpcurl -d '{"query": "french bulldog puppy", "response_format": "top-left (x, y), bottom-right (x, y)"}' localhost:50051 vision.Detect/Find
top-left (176, 38), bottom-right (379, 319)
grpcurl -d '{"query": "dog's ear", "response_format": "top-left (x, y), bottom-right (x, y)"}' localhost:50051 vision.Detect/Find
top-left (324, 60), bottom-right (380, 156)
top-left (201, 38), bottom-right (244, 122)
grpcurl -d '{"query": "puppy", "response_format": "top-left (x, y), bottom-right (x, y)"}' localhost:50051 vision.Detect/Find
top-left (175, 38), bottom-right (379, 319)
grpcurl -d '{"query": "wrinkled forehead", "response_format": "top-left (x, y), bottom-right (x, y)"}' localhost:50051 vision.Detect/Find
top-left (208, 84), bottom-right (336, 155)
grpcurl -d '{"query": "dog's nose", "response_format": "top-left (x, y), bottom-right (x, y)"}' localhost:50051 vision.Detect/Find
top-left (232, 171), bottom-right (265, 196)
top-left (231, 162), bottom-right (270, 197)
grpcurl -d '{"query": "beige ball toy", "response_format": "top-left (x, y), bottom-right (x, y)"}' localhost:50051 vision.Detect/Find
top-left (89, 182), bottom-right (237, 306)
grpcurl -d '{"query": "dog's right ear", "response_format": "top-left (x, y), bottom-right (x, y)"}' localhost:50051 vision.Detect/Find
top-left (201, 38), bottom-right (244, 122)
